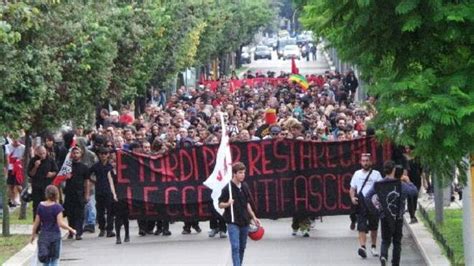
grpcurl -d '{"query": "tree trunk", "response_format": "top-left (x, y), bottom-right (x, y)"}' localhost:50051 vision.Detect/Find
top-left (1, 138), bottom-right (10, 236)
top-left (463, 155), bottom-right (474, 266)
top-left (433, 172), bottom-right (444, 224)
top-left (19, 131), bottom-right (32, 220)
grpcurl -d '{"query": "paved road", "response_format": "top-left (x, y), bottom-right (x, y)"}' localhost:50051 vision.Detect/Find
top-left (60, 55), bottom-right (425, 266)
top-left (242, 49), bottom-right (329, 75)
top-left (60, 217), bottom-right (425, 265)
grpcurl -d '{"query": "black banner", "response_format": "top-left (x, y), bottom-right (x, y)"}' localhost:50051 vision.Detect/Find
top-left (117, 137), bottom-right (392, 221)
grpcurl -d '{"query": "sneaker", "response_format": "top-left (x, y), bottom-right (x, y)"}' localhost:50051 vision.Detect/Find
top-left (98, 230), bottom-right (105, 237)
top-left (154, 229), bottom-right (162, 236)
top-left (182, 229), bottom-right (191, 235)
top-left (303, 232), bottom-right (310, 237)
top-left (292, 229), bottom-right (298, 236)
top-left (83, 225), bottom-right (95, 233)
top-left (106, 231), bottom-right (116, 238)
top-left (350, 222), bottom-right (356, 231)
top-left (162, 230), bottom-right (171, 236)
top-left (358, 247), bottom-right (367, 258)
top-left (124, 235), bottom-right (130, 242)
top-left (138, 230), bottom-right (146, 236)
top-left (116, 238), bottom-right (122, 244)
top-left (370, 246), bottom-right (379, 257)
top-left (192, 225), bottom-right (202, 233)
top-left (410, 217), bottom-right (418, 224)
top-left (380, 256), bottom-right (387, 266)
top-left (75, 235), bottom-right (83, 240)
top-left (219, 231), bottom-right (227, 238)
top-left (208, 229), bottom-right (218, 238)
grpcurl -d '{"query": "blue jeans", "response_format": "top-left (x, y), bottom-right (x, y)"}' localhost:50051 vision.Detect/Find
top-left (227, 224), bottom-right (249, 266)
top-left (37, 238), bottom-right (61, 266)
top-left (84, 195), bottom-right (96, 226)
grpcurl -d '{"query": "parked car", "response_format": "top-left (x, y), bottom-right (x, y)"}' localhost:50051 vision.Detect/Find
top-left (241, 46), bottom-right (251, 64)
top-left (283, 45), bottom-right (301, 60)
top-left (277, 37), bottom-right (296, 59)
top-left (254, 45), bottom-right (272, 60)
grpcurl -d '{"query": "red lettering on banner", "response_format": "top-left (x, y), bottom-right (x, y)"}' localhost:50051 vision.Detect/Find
top-left (252, 181), bottom-right (259, 213)
top-left (247, 142), bottom-right (262, 176)
top-left (182, 186), bottom-right (196, 217)
top-left (309, 175), bottom-right (323, 212)
top-left (273, 141), bottom-right (289, 173)
top-left (202, 146), bottom-right (217, 178)
top-left (117, 151), bottom-right (129, 184)
top-left (197, 185), bottom-right (211, 218)
top-left (369, 138), bottom-right (378, 164)
top-left (230, 144), bottom-right (241, 164)
top-left (259, 179), bottom-right (273, 213)
top-left (313, 143), bottom-right (326, 168)
top-left (127, 187), bottom-right (141, 217)
top-left (166, 154), bottom-right (178, 182)
top-left (325, 144), bottom-right (337, 168)
top-left (339, 144), bottom-right (353, 167)
top-left (299, 142), bottom-right (312, 170)
top-left (323, 174), bottom-right (337, 210)
top-left (280, 177), bottom-right (293, 211)
top-left (144, 187), bottom-right (158, 215)
top-left (339, 173), bottom-right (352, 210)
top-left (288, 141), bottom-right (296, 171)
top-left (138, 156), bottom-right (145, 183)
top-left (179, 149), bottom-right (193, 182)
top-left (294, 176), bottom-right (308, 211)
top-left (165, 187), bottom-right (179, 217)
top-left (261, 142), bottom-right (273, 175)
top-left (192, 149), bottom-right (199, 179)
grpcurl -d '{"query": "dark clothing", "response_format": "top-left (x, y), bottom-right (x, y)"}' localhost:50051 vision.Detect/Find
top-left (64, 161), bottom-right (90, 236)
top-left (37, 203), bottom-right (63, 234)
top-left (28, 156), bottom-right (58, 217)
top-left (380, 218), bottom-right (403, 266)
top-left (405, 157), bottom-right (422, 219)
top-left (356, 202), bottom-right (379, 232)
top-left (219, 181), bottom-right (250, 227)
top-left (28, 156), bottom-right (58, 191)
top-left (89, 162), bottom-right (113, 195)
top-left (96, 193), bottom-right (114, 232)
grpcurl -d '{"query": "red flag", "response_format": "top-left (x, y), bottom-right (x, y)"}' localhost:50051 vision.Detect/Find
top-left (52, 138), bottom-right (76, 186)
top-left (291, 57), bottom-right (299, 74)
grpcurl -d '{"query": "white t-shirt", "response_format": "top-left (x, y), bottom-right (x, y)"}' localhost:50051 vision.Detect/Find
top-left (350, 168), bottom-right (383, 196)
top-left (5, 143), bottom-right (25, 170)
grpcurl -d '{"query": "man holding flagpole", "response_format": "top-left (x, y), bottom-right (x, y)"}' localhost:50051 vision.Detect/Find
top-left (219, 162), bottom-right (260, 266)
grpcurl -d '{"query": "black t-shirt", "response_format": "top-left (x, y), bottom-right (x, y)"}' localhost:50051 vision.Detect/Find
top-left (89, 162), bottom-right (113, 195)
top-left (64, 161), bottom-right (90, 198)
top-left (219, 181), bottom-right (250, 227)
top-left (27, 156), bottom-right (59, 190)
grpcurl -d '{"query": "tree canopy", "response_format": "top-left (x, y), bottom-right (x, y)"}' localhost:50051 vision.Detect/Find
top-left (300, 0), bottom-right (474, 182)
top-left (0, 0), bottom-right (276, 135)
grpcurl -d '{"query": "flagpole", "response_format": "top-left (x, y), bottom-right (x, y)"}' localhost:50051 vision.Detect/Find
top-left (229, 180), bottom-right (234, 223)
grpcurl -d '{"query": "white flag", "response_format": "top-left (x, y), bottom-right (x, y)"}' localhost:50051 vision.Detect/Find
top-left (203, 113), bottom-right (233, 215)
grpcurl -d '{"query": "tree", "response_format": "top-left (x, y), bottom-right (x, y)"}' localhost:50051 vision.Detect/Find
top-left (300, 1), bottom-right (474, 262)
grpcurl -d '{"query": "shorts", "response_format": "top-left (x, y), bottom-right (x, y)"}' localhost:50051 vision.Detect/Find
top-left (7, 170), bottom-right (21, 186)
top-left (356, 203), bottom-right (379, 232)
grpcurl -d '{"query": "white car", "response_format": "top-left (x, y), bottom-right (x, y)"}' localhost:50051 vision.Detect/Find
top-left (283, 45), bottom-right (301, 60)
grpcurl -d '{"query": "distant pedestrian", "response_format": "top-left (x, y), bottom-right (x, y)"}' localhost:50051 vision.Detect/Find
top-left (108, 153), bottom-right (130, 244)
top-left (219, 162), bottom-right (261, 266)
top-left (365, 161), bottom-right (418, 266)
top-left (31, 185), bottom-right (76, 266)
top-left (350, 153), bottom-right (383, 258)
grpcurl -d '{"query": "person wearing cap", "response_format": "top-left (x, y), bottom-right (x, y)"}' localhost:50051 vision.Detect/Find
top-left (89, 147), bottom-right (115, 238)
top-left (63, 147), bottom-right (90, 240)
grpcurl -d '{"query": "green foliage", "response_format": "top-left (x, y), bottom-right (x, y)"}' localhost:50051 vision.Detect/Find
top-left (300, 0), bottom-right (474, 183)
top-left (0, 0), bottom-right (275, 135)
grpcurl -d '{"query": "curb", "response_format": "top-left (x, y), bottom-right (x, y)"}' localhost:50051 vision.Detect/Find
top-left (403, 214), bottom-right (450, 266)
top-left (3, 229), bottom-right (68, 266)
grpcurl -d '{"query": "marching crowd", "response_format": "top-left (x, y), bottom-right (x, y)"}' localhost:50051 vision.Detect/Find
top-left (4, 69), bottom-right (415, 265)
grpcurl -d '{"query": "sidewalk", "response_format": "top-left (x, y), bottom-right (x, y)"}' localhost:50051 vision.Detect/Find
top-left (403, 192), bottom-right (453, 266)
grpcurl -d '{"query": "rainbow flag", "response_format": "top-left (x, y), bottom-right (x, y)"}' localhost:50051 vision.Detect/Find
top-left (288, 74), bottom-right (309, 91)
